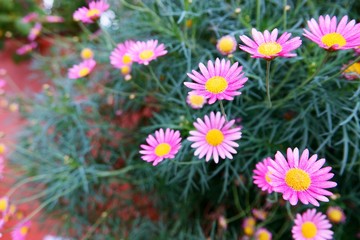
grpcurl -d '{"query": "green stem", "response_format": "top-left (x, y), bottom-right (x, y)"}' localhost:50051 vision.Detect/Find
top-left (219, 100), bottom-right (228, 121)
top-left (149, 66), bottom-right (167, 94)
top-left (6, 174), bottom-right (50, 197)
top-left (283, 0), bottom-right (288, 30)
top-left (81, 211), bottom-right (108, 240)
top-left (256, 0), bottom-right (261, 29)
top-left (89, 165), bottom-right (144, 177)
top-left (265, 60), bottom-right (272, 108)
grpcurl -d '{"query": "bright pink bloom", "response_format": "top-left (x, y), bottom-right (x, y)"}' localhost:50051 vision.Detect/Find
top-left (239, 28), bottom-right (302, 60)
top-left (216, 35), bottom-right (237, 55)
top-left (73, 0), bottom-right (109, 23)
top-left (45, 15), bottom-right (64, 23)
top-left (22, 12), bottom-right (38, 23)
top-left (0, 79), bottom-right (6, 89)
top-left (128, 40), bottom-right (167, 65)
top-left (292, 209), bottom-right (333, 240)
top-left (188, 112), bottom-right (242, 163)
top-left (184, 58), bottom-right (248, 104)
top-left (186, 92), bottom-right (207, 109)
top-left (139, 128), bottom-right (182, 166)
top-left (253, 157), bottom-right (274, 193)
top-left (268, 148), bottom-right (337, 206)
top-left (28, 23), bottom-right (42, 41)
top-left (11, 221), bottom-right (31, 240)
top-left (255, 228), bottom-right (272, 240)
top-left (303, 15), bottom-right (360, 51)
top-left (16, 42), bottom-right (38, 55)
top-left (68, 59), bottom-right (96, 79)
top-left (326, 206), bottom-right (346, 224)
top-left (110, 40), bottom-right (135, 69)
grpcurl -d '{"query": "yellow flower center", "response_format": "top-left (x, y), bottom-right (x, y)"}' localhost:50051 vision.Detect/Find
top-left (301, 221), bottom-right (317, 238)
top-left (139, 50), bottom-right (154, 61)
top-left (86, 9), bottom-right (100, 19)
top-left (265, 171), bottom-right (272, 183)
top-left (205, 129), bottom-right (224, 146)
top-left (189, 95), bottom-right (205, 107)
top-left (218, 37), bottom-right (235, 54)
top-left (205, 76), bottom-right (228, 94)
top-left (122, 54), bottom-right (132, 64)
top-left (258, 231), bottom-right (271, 240)
top-left (321, 33), bottom-right (347, 48)
top-left (78, 67), bottom-right (90, 77)
top-left (328, 209), bottom-right (343, 223)
top-left (81, 48), bottom-right (94, 60)
top-left (244, 226), bottom-right (254, 236)
top-left (20, 226), bottom-right (29, 235)
top-left (0, 143), bottom-right (6, 154)
top-left (257, 42), bottom-right (282, 56)
top-left (285, 168), bottom-right (311, 191)
top-left (344, 62), bottom-right (360, 75)
top-left (0, 198), bottom-right (8, 212)
top-left (121, 66), bottom-right (131, 75)
top-left (154, 143), bottom-right (171, 157)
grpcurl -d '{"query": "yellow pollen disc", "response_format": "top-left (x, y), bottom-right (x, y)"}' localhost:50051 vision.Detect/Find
top-left (344, 62), bottom-right (360, 75)
top-left (189, 95), bottom-right (205, 107)
top-left (321, 33), bottom-right (347, 48)
top-left (0, 198), bottom-right (8, 212)
top-left (205, 129), bottom-right (224, 146)
top-left (154, 143), bottom-right (171, 157)
top-left (301, 221), bottom-right (317, 238)
top-left (139, 50), bottom-right (154, 61)
top-left (328, 209), bottom-right (343, 223)
top-left (218, 37), bottom-right (235, 54)
top-left (0, 143), bottom-right (6, 154)
top-left (265, 171), bottom-right (272, 183)
top-left (81, 48), bottom-right (94, 60)
top-left (121, 66), bottom-right (131, 75)
top-left (258, 42), bottom-right (282, 56)
top-left (78, 67), bottom-right (90, 77)
top-left (258, 231), bottom-right (271, 240)
top-left (86, 9), bottom-right (100, 18)
top-left (285, 168), bottom-right (311, 191)
top-left (244, 226), bottom-right (254, 236)
top-left (205, 76), bottom-right (228, 94)
top-left (20, 226), bottom-right (29, 235)
top-left (122, 55), bottom-right (132, 64)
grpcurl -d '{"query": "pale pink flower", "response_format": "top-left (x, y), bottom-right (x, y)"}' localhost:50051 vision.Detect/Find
top-left (45, 15), bottom-right (64, 23)
top-left (326, 206), bottom-right (346, 224)
top-left (188, 112), bottom-right (242, 163)
top-left (22, 12), bottom-right (38, 23)
top-left (140, 128), bottom-right (182, 166)
top-left (0, 80), bottom-right (6, 89)
top-left (68, 59), bottom-right (96, 79)
top-left (184, 58), bottom-right (248, 104)
top-left (73, 0), bottom-right (109, 23)
top-left (216, 35), bottom-right (237, 55)
top-left (16, 42), bottom-right (38, 55)
top-left (292, 209), bottom-right (333, 240)
top-left (110, 40), bottom-right (135, 68)
top-left (239, 28), bottom-right (302, 60)
top-left (252, 209), bottom-right (268, 221)
top-left (186, 92), bottom-right (207, 109)
top-left (342, 62), bottom-right (360, 80)
top-left (268, 148), bottom-right (337, 206)
top-left (303, 15), bottom-right (360, 51)
top-left (28, 23), bottom-right (42, 41)
top-left (11, 221), bottom-right (31, 240)
top-left (128, 40), bottom-right (167, 65)
top-left (253, 157), bottom-right (274, 193)
top-left (255, 228), bottom-right (272, 240)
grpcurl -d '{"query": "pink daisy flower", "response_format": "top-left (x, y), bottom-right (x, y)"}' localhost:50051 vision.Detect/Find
top-left (45, 15), bottom-right (64, 23)
top-left (140, 128), bottom-right (182, 166)
top-left (242, 216), bottom-right (256, 236)
top-left (342, 61), bottom-right (360, 80)
top-left (326, 206), bottom-right (346, 224)
top-left (187, 112), bottom-right (242, 163)
top-left (0, 156), bottom-right (4, 179)
top-left (68, 59), bottom-right (96, 79)
top-left (252, 209), bottom-right (267, 221)
top-left (128, 40), bottom-right (167, 65)
top-left (303, 15), bottom-right (360, 51)
top-left (255, 228), bottom-right (272, 240)
top-left (268, 148), bottom-right (337, 206)
top-left (16, 42), bottom-right (37, 55)
top-left (292, 209), bottom-right (333, 240)
top-left (216, 35), bottom-right (237, 55)
top-left (28, 23), bottom-right (42, 41)
top-left (21, 12), bottom-right (38, 23)
top-left (186, 92), bottom-right (207, 109)
top-left (239, 28), bottom-right (302, 60)
top-left (253, 157), bottom-right (274, 193)
top-left (184, 58), bottom-right (248, 104)
top-left (73, 0), bottom-right (109, 23)
top-left (0, 79), bottom-right (6, 89)
top-left (11, 221), bottom-right (31, 240)
top-left (110, 40), bottom-right (135, 69)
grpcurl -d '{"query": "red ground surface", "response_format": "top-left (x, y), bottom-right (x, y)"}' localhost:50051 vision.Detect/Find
top-left (0, 40), bottom-right (51, 240)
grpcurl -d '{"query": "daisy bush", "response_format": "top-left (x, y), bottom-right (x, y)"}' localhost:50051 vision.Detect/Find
top-left (5, 0), bottom-right (360, 239)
